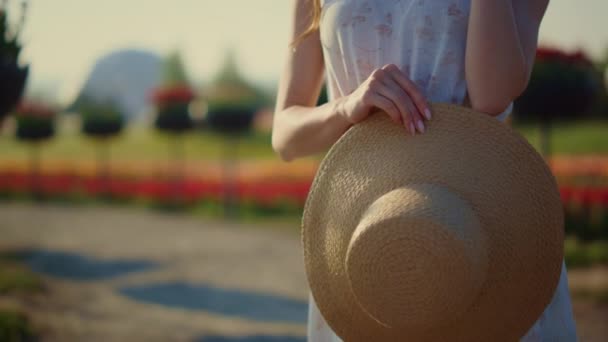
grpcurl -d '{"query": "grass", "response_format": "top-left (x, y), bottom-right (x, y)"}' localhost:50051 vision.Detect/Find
top-left (0, 256), bottom-right (42, 342)
top-left (512, 119), bottom-right (608, 155)
top-left (0, 192), bottom-right (303, 229)
top-left (572, 287), bottom-right (608, 304)
top-left (565, 237), bottom-right (608, 269)
top-left (1, 118), bottom-right (607, 166)
top-left (0, 122), bottom-right (277, 164)
top-left (0, 256), bottom-right (44, 295)
top-left (0, 310), bottom-right (36, 342)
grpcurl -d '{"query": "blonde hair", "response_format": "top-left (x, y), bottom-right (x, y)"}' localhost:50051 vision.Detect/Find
top-left (290, 0), bottom-right (322, 49)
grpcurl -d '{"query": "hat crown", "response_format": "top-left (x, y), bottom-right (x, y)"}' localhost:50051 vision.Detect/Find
top-left (345, 184), bottom-right (489, 332)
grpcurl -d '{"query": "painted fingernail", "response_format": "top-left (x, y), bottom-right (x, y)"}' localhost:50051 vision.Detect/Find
top-left (424, 108), bottom-right (432, 120)
top-left (416, 120), bottom-right (425, 134)
top-left (408, 122), bottom-right (416, 136)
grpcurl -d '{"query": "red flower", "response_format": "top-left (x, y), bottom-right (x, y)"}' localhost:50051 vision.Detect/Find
top-left (536, 46), bottom-right (593, 66)
top-left (560, 187), bottom-right (574, 204)
top-left (14, 101), bottom-right (56, 118)
top-left (150, 85), bottom-right (195, 105)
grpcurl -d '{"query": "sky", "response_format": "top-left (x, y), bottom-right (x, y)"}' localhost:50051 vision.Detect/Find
top-left (11, 0), bottom-right (608, 104)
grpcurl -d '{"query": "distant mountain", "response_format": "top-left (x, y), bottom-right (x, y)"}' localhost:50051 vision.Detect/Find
top-left (70, 49), bottom-right (162, 121)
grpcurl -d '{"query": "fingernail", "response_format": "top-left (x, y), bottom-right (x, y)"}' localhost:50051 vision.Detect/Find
top-left (408, 122), bottom-right (416, 136)
top-left (424, 108), bottom-right (432, 120)
top-left (416, 120), bottom-right (425, 134)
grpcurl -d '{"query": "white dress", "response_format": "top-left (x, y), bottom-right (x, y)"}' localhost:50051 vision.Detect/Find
top-left (309, 0), bottom-right (578, 340)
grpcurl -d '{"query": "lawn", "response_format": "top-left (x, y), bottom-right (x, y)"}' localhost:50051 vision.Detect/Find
top-left (0, 122), bottom-right (277, 164)
top-left (1, 118), bottom-right (607, 165)
top-left (513, 119), bottom-right (608, 155)
top-left (0, 255), bottom-right (42, 341)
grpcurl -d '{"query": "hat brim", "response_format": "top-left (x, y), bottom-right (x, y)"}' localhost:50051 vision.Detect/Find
top-left (302, 103), bottom-right (564, 341)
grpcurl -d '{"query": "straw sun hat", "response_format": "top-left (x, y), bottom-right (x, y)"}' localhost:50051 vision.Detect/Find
top-left (302, 103), bottom-right (564, 341)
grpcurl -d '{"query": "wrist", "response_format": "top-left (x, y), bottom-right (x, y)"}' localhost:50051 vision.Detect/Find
top-left (331, 97), bottom-right (354, 128)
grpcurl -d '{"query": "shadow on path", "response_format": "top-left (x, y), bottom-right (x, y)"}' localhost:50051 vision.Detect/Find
top-left (120, 282), bottom-right (308, 324)
top-left (196, 335), bottom-right (306, 342)
top-left (9, 249), bottom-right (160, 281)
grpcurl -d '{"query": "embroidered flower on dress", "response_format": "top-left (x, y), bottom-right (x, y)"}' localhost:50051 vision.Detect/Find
top-left (375, 24), bottom-right (392, 37)
top-left (448, 3), bottom-right (463, 17)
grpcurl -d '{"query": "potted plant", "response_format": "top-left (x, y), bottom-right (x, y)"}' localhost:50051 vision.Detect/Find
top-left (13, 100), bottom-right (56, 197)
top-left (152, 84), bottom-right (195, 132)
top-left (79, 96), bottom-right (125, 197)
top-left (203, 50), bottom-right (265, 218)
top-left (204, 51), bottom-right (263, 135)
top-left (150, 51), bottom-right (195, 207)
top-left (0, 0), bottom-right (28, 126)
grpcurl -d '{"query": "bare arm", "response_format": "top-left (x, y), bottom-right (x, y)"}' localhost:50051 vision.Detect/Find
top-left (272, 0), bottom-right (431, 162)
top-left (466, 0), bottom-right (549, 115)
top-left (271, 0), bottom-right (352, 162)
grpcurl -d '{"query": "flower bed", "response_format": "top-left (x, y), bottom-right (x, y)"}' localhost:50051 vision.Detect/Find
top-left (0, 169), bottom-right (311, 213)
top-left (0, 156), bottom-right (607, 233)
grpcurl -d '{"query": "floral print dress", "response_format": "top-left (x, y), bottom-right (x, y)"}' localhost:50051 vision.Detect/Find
top-left (308, 0), bottom-right (577, 340)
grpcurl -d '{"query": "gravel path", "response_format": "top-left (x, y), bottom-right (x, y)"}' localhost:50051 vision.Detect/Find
top-left (0, 202), bottom-right (308, 341)
top-left (0, 202), bottom-right (606, 341)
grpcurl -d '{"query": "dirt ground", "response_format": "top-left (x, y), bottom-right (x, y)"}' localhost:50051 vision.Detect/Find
top-left (0, 202), bottom-right (606, 341)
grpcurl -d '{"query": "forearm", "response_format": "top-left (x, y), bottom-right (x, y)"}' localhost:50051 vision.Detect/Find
top-left (271, 98), bottom-right (352, 162)
top-left (466, 0), bottom-right (528, 115)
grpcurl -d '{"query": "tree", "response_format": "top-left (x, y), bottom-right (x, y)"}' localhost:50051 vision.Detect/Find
top-left (162, 51), bottom-right (190, 88)
top-left (0, 0), bottom-right (28, 126)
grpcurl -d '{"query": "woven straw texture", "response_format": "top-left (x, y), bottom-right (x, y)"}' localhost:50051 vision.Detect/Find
top-left (301, 103), bottom-right (564, 341)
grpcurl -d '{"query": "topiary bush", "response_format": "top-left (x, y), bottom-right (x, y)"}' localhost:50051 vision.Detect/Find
top-left (78, 97), bottom-right (125, 198)
top-left (14, 102), bottom-right (55, 142)
top-left (514, 47), bottom-right (601, 157)
top-left (515, 47), bottom-right (600, 121)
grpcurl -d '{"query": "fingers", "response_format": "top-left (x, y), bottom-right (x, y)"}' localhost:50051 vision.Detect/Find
top-left (382, 64), bottom-right (432, 121)
top-left (366, 65), bottom-right (428, 135)
top-left (362, 91), bottom-right (402, 126)
top-left (380, 77), bottom-right (425, 134)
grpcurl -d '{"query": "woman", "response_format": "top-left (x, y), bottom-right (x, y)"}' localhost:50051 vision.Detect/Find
top-left (271, 0), bottom-right (577, 340)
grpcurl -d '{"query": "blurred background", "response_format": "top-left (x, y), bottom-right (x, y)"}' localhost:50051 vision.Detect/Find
top-left (0, 0), bottom-right (607, 341)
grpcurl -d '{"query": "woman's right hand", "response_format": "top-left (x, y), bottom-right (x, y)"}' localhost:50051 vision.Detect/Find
top-left (337, 64), bottom-right (432, 135)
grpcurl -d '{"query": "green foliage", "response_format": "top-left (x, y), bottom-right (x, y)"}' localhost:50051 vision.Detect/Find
top-left (565, 238), bottom-right (608, 268)
top-left (572, 287), bottom-right (608, 304)
top-left (512, 119), bottom-right (608, 155)
top-left (155, 102), bottom-right (193, 132)
top-left (0, 2), bottom-right (27, 63)
top-left (0, 255), bottom-right (42, 342)
top-left (0, 310), bottom-right (36, 342)
top-left (204, 49), bottom-right (267, 134)
top-left (211, 48), bottom-right (241, 85)
top-left (161, 51), bottom-right (190, 88)
top-left (207, 49), bottom-right (267, 104)
top-left (563, 200), bottom-right (608, 242)
top-left (0, 258), bottom-right (42, 294)
top-left (515, 49), bottom-right (601, 121)
top-left (0, 2), bottom-right (28, 123)
top-left (15, 115), bottom-right (54, 141)
top-left (78, 96), bottom-right (124, 137)
top-left (205, 104), bottom-right (257, 134)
